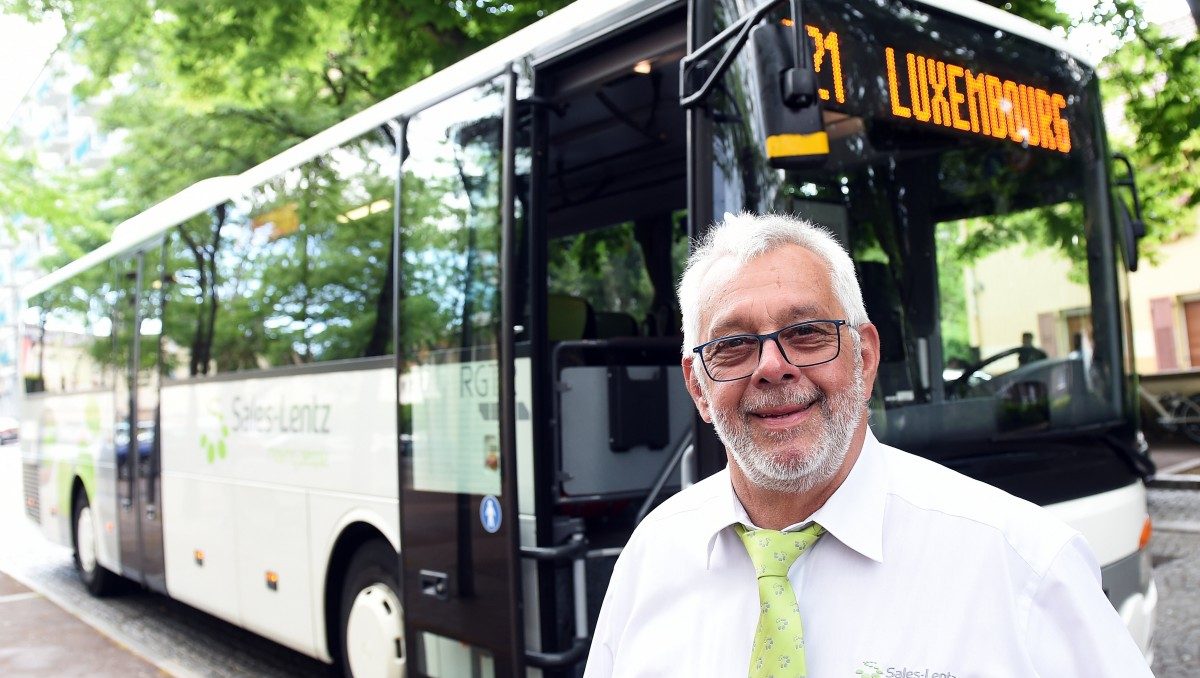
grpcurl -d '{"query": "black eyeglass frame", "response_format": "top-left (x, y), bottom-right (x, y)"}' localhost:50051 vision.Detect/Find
top-left (690, 319), bottom-right (850, 382)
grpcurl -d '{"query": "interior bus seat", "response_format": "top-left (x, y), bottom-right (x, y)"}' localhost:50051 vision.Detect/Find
top-left (548, 293), bottom-right (596, 341)
top-left (594, 311), bottom-right (639, 339)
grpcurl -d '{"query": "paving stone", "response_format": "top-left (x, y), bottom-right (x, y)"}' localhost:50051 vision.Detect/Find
top-left (0, 572), bottom-right (163, 678)
top-left (1149, 489), bottom-right (1200, 678)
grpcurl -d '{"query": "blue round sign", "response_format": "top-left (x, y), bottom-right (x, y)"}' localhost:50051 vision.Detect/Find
top-left (480, 495), bottom-right (502, 534)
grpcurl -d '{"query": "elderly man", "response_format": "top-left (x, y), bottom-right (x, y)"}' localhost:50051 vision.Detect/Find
top-left (584, 213), bottom-right (1151, 677)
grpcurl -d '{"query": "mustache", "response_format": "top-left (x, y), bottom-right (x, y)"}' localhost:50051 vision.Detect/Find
top-left (739, 385), bottom-right (825, 414)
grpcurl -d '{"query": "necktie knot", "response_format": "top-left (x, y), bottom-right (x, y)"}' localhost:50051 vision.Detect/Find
top-left (736, 523), bottom-right (826, 579)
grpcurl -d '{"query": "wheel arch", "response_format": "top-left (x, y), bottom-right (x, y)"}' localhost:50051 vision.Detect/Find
top-left (321, 517), bottom-right (399, 665)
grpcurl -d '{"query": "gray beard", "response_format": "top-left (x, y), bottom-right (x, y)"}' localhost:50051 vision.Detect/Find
top-left (706, 355), bottom-right (866, 494)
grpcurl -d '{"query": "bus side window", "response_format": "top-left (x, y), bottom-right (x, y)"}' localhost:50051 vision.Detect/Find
top-left (163, 129), bottom-right (396, 379)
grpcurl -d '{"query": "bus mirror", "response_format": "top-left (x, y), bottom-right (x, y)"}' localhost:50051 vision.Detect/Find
top-left (750, 20), bottom-right (828, 169)
top-left (1112, 153), bottom-right (1147, 272)
top-left (1116, 199), bottom-right (1145, 272)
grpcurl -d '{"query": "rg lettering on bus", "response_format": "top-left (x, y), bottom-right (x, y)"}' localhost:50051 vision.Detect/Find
top-left (460, 363), bottom-right (496, 398)
top-left (883, 46), bottom-right (1071, 153)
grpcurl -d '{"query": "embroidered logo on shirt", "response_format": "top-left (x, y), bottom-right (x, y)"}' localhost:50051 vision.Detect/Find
top-left (856, 662), bottom-right (960, 678)
top-left (856, 661), bottom-right (883, 678)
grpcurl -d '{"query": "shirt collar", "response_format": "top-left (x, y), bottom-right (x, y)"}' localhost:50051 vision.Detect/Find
top-left (699, 428), bottom-right (888, 567)
top-left (807, 429), bottom-right (887, 563)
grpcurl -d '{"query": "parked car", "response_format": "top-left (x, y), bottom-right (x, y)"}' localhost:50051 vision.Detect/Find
top-left (0, 416), bottom-right (18, 444)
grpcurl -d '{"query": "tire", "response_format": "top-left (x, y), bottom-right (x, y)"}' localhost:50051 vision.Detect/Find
top-left (72, 489), bottom-right (119, 597)
top-left (1177, 395), bottom-right (1200, 445)
top-left (336, 539), bottom-right (405, 678)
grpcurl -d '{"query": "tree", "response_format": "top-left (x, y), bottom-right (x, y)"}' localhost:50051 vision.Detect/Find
top-left (0, 137), bottom-right (108, 255)
top-left (1, 0), bottom-right (570, 261)
top-left (1092, 0), bottom-right (1200, 253)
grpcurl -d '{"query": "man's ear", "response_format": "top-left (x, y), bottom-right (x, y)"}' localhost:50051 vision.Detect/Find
top-left (855, 322), bottom-right (882, 403)
top-left (681, 355), bottom-right (713, 423)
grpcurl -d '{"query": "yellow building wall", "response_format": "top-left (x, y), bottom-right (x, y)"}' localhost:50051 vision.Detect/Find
top-left (966, 245), bottom-right (1090, 360)
top-left (965, 230), bottom-right (1200, 378)
top-left (1129, 231), bottom-right (1200, 374)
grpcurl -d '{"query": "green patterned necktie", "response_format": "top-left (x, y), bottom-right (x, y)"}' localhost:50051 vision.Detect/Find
top-left (735, 522), bottom-right (826, 678)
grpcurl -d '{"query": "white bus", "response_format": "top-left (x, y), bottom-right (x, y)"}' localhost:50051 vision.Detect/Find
top-left (21, 0), bottom-right (1157, 675)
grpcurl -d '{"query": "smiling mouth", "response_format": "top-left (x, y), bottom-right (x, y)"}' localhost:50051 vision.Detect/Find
top-left (749, 401), bottom-right (816, 420)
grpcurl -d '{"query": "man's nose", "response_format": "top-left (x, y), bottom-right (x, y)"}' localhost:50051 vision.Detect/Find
top-left (753, 338), bottom-right (801, 383)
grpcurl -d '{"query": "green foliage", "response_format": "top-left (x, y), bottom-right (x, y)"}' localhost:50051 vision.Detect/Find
top-left (1091, 1), bottom-right (1200, 253)
top-left (158, 128), bottom-right (398, 375)
top-left (0, 0), bottom-right (568, 274)
top-left (549, 224), bottom-right (656, 319)
top-left (981, 0), bottom-right (1072, 31)
top-left (0, 137), bottom-right (109, 256)
top-left (969, 0), bottom-right (1200, 262)
top-left (3, 0), bottom-right (569, 105)
top-left (935, 225), bottom-right (973, 364)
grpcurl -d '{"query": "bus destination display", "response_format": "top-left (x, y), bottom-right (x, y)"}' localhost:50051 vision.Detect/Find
top-left (794, 21), bottom-right (1073, 154)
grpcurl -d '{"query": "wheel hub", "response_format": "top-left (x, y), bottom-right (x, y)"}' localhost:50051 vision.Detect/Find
top-left (346, 582), bottom-right (405, 678)
top-left (77, 505), bottom-right (97, 574)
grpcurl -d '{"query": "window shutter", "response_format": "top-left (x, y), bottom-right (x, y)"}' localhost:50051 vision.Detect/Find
top-left (1150, 297), bottom-right (1179, 371)
top-left (1037, 312), bottom-right (1059, 358)
top-left (1184, 300), bottom-right (1200, 368)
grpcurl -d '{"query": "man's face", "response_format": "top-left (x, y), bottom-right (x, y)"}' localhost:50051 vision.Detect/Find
top-left (682, 244), bottom-right (880, 492)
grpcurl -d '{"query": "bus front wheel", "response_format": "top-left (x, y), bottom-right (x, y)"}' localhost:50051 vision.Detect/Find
top-left (337, 539), bottom-right (405, 678)
top-left (72, 489), bottom-right (118, 596)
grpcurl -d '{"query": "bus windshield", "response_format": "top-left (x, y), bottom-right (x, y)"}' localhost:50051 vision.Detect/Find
top-left (711, 0), bottom-right (1131, 502)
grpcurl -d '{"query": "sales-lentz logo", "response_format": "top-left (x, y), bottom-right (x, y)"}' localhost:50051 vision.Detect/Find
top-left (858, 662), bottom-right (958, 678)
top-left (230, 395), bottom-right (333, 435)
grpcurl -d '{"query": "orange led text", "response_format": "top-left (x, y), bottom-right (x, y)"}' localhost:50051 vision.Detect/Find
top-left (884, 46), bottom-right (1071, 153)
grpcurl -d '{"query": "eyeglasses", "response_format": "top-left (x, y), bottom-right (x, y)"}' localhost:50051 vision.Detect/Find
top-left (691, 319), bottom-right (848, 382)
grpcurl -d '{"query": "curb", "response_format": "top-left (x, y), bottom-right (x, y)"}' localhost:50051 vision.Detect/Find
top-left (1152, 519), bottom-right (1200, 534)
top-left (1148, 475), bottom-right (1200, 490)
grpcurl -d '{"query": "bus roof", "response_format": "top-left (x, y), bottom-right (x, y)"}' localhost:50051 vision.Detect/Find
top-left (23, 175), bottom-right (248, 298)
top-left (25, 0), bottom-right (1089, 299)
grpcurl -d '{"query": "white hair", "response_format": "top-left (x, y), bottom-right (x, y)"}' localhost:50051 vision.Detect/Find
top-left (678, 212), bottom-right (870, 357)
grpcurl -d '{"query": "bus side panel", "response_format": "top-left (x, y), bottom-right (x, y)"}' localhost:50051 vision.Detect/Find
top-left (160, 366), bottom-right (396, 659)
top-left (23, 392), bottom-right (118, 572)
top-left (159, 471), bottom-right (241, 622)
top-left (233, 482), bottom-right (315, 652)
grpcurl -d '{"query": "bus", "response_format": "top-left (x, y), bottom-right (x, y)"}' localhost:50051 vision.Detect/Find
top-left (20, 0), bottom-right (1158, 675)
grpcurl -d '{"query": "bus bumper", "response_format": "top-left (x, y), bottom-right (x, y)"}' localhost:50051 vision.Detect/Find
top-left (1102, 546), bottom-right (1157, 663)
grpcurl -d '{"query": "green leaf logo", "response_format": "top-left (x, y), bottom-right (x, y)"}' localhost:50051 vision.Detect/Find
top-left (856, 661), bottom-right (883, 678)
top-left (201, 408), bottom-right (230, 464)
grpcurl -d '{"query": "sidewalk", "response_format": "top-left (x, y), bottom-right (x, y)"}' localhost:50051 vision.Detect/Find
top-left (1150, 436), bottom-right (1200, 474)
top-left (0, 571), bottom-right (164, 678)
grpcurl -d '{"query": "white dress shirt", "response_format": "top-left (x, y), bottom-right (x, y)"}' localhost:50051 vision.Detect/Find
top-left (584, 431), bottom-right (1152, 677)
